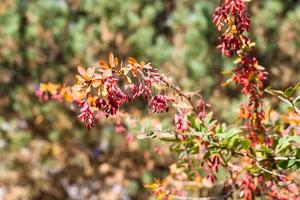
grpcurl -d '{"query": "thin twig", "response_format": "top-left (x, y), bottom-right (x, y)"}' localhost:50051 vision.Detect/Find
top-left (278, 96), bottom-right (300, 117)
top-left (161, 77), bottom-right (199, 114)
top-left (255, 160), bottom-right (286, 178)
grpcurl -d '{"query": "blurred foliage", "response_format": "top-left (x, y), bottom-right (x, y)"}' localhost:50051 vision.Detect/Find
top-left (0, 0), bottom-right (300, 199)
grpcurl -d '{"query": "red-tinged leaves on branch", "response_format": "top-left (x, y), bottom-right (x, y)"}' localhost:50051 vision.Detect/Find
top-left (150, 95), bottom-right (174, 113)
top-left (213, 0), bottom-right (267, 143)
top-left (78, 100), bottom-right (94, 130)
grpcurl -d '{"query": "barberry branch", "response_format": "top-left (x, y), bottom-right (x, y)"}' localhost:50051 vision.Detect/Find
top-left (255, 160), bottom-right (286, 178)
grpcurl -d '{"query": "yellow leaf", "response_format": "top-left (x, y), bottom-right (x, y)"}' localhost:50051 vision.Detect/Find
top-left (83, 75), bottom-right (92, 81)
top-left (40, 83), bottom-right (48, 92)
top-left (48, 83), bottom-right (60, 95)
top-left (92, 79), bottom-right (102, 88)
top-left (75, 74), bottom-right (85, 83)
top-left (103, 69), bottom-right (112, 79)
top-left (77, 65), bottom-right (86, 76)
top-left (125, 76), bottom-right (132, 84)
top-left (94, 74), bottom-right (103, 79)
top-left (122, 67), bottom-right (130, 75)
top-left (249, 42), bottom-right (255, 47)
top-left (87, 96), bottom-right (96, 105)
top-left (72, 84), bottom-right (82, 91)
top-left (86, 85), bottom-right (91, 93)
top-left (87, 67), bottom-right (95, 77)
top-left (63, 93), bottom-right (73, 103)
top-left (114, 57), bottom-right (118, 67)
top-left (109, 52), bottom-right (115, 68)
top-left (221, 78), bottom-right (233, 87)
top-left (234, 57), bottom-right (242, 64)
top-left (76, 91), bottom-right (87, 100)
top-left (52, 143), bottom-right (62, 159)
top-left (255, 64), bottom-right (265, 70)
top-left (101, 86), bottom-right (108, 96)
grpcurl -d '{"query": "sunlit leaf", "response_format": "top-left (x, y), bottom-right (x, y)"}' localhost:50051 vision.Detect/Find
top-left (125, 76), bottom-right (132, 84)
top-left (103, 69), bottom-right (112, 79)
top-left (77, 65), bottom-right (86, 76)
top-left (109, 52), bottom-right (115, 68)
top-left (92, 79), bottom-right (102, 88)
top-left (99, 60), bottom-right (110, 69)
top-left (87, 67), bottom-right (95, 77)
top-left (128, 57), bottom-right (137, 65)
top-left (284, 87), bottom-right (295, 97)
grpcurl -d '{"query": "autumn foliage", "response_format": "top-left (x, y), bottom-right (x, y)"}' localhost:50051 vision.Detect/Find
top-left (36, 0), bottom-right (300, 199)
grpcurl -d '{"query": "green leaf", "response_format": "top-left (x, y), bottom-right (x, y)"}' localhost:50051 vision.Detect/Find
top-left (218, 128), bottom-right (241, 140)
top-left (260, 145), bottom-right (271, 154)
top-left (278, 160), bottom-right (297, 169)
top-left (187, 113), bottom-right (196, 129)
top-left (276, 137), bottom-right (291, 153)
top-left (194, 118), bottom-right (203, 131)
top-left (293, 96), bottom-right (300, 105)
top-left (49, 130), bottom-right (60, 141)
top-left (294, 82), bottom-right (300, 90)
top-left (290, 135), bottom-right (300, 143)
top-left (287, 160), bottom-right (297, 168)
top-left (137, 134), bottom-right (147, 140)
top-left (204, 112), bottom-right (213, 124)
top-left (228, 136), bottom-right (240, 149)
top-left (247, 166), bottom-right (260, 174)
top-left (193, 132), bottom-right (205, 137)
top-left (203, 151), bottom-right (211, 160)
top-left (241, 140), bottom-right (252, 150)
top-left (284, 87), bottom-right (295, 97)
top-left (170, 143), bottom-right (182, 153)
top-left (179, 151), bottom-right (187, 159)
top-left (266, 88), bottom-right (287, 98)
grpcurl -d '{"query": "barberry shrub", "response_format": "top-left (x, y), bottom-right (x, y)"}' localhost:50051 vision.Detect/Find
top-left (37, 0), bottom-right (300, 199)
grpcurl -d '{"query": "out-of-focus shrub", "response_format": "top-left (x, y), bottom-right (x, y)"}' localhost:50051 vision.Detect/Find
top-left (0, 0), bottom-right (300, 199)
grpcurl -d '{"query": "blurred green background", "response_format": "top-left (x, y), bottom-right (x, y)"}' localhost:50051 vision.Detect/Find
top-left (0, 0), bottom-right (299, 199)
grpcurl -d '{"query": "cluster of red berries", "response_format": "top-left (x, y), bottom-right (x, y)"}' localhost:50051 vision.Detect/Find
top-left (213, 0), bottom-right (250, 56)
top-left (150, 95), bottom-right (174, 113)
top-left (78, 100), bottom-right (95, 130)
top-left (239, 174), bottom-right (258, 200)
top-left (95, 78), bottom-right (127, 117)
top-left (213, 0), bottom-right (267, 142)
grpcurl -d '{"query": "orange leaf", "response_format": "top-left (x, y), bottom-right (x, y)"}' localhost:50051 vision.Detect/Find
top-left (63, 93), bottom-right (73, 103)
top-left (99, 60), bottom-right (109, 69)
top-left (87, 67), bottom-right (95, 77)
top-left (109, 52), bottom-right (115, 68)
top-left (128, 57), bottom-right (137, 66)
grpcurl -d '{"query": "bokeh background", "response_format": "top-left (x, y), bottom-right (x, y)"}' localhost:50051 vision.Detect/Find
top-left (0, 0), bottom-right (299, 199)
